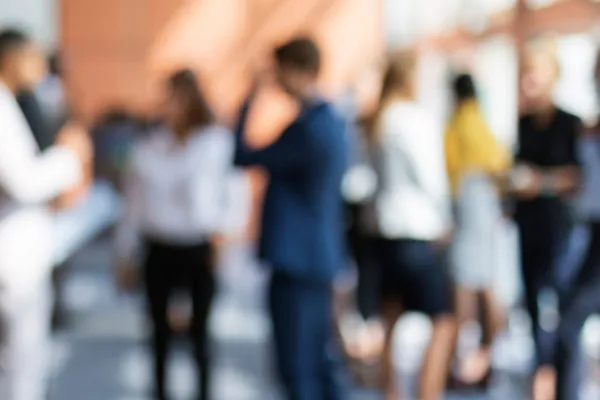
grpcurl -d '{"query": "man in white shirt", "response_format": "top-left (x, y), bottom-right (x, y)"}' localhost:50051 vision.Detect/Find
top-left (0, 29), bottom-right (88, 400)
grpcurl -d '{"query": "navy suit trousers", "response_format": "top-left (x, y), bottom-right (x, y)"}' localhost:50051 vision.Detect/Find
top-left (268, 272), bottom-right (347, 400)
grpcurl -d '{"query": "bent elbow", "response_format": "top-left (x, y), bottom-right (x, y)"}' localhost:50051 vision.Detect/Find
top-left (2, 180), bottom-right (46, 204)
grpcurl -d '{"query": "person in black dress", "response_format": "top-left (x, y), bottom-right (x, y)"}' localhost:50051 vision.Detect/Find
top-left (509, 39), bottom-right (582, 400)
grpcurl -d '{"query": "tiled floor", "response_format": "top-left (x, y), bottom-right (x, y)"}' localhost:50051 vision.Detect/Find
top-left (47, 238), bottom-right (596, 400)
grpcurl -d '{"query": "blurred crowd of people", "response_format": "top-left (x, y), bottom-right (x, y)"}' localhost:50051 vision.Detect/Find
top-left (340, 38), bottom-right (600, 400)
top-left (1, 25), bottom-right (600, 400)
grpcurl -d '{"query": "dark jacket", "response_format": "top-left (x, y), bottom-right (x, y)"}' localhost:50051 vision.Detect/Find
top-left (234, 99), bottom-right (348, 282)
top-left (17, 90), bottom-right (55, 151)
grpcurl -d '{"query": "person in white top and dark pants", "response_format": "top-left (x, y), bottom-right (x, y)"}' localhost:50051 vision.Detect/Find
top-left (0, 30), bottom-right (88, 400)
top-left (361, 52), bottom-right (456, 400)
top-left (115, 70), bottom-right (234, 400)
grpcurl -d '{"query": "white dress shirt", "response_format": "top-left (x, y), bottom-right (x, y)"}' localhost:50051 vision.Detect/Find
top-left (363, 100), bottom-right (451, 240)
top-left (115, 125), bottom-right (236, 264)
top-left (0, 82), bottom-right (81, 307)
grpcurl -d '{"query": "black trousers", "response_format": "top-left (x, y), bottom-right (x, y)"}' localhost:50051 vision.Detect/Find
top-left (555, 222), bottom-right (600, 400)
top-left (517, 213), bottom-right (575, 368)
top-left (143, 239), bottom-right (216, 400)
top-left (345, 203), bottom-right (380, 320)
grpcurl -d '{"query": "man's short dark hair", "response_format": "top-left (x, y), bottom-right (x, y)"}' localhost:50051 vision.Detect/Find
top-left (49, 51), bottom-right (61, 76)
top-left (453, 73), bottom-right (477, 101)
top-left (0, 29), bottom-right (29, 65)
top-left (274, 37), bottom-right (321, 75)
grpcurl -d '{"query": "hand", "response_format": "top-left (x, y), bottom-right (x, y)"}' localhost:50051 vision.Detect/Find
top-left (551, 167), bottom-right (580, 194)
top-left (208, 233), bottom-right (227, 268)
top-left (434, 229), bottom-right (453, 250)
top-left (54, 122), bottom-right (93, 209)
top-left (251, 60), bottom-right (274, 91)
top-left (509, 164), bottom-right (541, 199)
top-left (115, 260), bottom-right (138, 292)
top-left (490, 171), bottom-right (510, 192)
top-left (56, 122), bottom-right (93, 164)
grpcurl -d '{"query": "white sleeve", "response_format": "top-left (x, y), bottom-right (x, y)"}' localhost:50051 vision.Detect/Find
top-left (0, 110), bottom-right (82, 204)
top-left (412, 118), bottom-right (452, 231)
top-left (114, 149), bottom-right (144, 265)
top-left (191, 129), bottom-right (236, 236)
top-left (221, 170), bottom-right (252, 238)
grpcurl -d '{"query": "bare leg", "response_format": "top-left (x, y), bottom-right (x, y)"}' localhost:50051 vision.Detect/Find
top-left (533, 365), bottom-right (556, 400)
top-left (454, 287), bottom-right (477, 325)
top-left (418, 315), bottom-right (458, 400)
top-left (455, 288), bottom-right (504, 385)
top-left (454, 287), bottom-right (484, 384)
top-left (380, 301), bottom-right (402, 400)
top-left (479, 289), bottom-right (504, 348)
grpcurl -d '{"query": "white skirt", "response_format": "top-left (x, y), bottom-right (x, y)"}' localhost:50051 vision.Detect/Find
top-left (450, 173), bottom-right (502, 289)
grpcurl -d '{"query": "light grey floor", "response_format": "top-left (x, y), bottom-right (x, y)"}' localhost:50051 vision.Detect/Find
top-left (48, 238), bottom-right (599, 400)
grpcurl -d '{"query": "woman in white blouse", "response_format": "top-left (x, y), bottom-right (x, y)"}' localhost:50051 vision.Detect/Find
top-left (115, 70), bottom-right (233, 400)
top-left (363, 52), bottom-right (456, 400)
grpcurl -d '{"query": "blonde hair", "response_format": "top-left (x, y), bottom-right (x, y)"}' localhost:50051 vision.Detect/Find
top-left (522, 35), bottom-right (561, 78)
top-left (363, 50), bottom-right (417, 144)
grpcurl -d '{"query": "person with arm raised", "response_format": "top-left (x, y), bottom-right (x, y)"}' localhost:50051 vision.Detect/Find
top-left (234, 38), bottom-right (349, 400)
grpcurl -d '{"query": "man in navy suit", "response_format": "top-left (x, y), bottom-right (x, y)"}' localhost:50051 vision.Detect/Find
top-left (234, 38), bottom-right (348, 400)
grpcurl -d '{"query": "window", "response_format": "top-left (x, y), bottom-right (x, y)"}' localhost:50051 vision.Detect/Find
top-left (527, 0), bottom-right (559, 9)
top-left (473, 36), bottom-right (519, 146)
top-left (555, 34), bottom-right (598, 123)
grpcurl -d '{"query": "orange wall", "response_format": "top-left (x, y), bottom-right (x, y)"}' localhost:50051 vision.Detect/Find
top-left (61, 0), bottom-right (384, 238)
top-left (61, 0), bottom-right (383, 125)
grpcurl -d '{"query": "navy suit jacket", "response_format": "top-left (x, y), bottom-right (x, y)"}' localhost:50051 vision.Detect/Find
top-left (234, 98), bottom-right (348, 282)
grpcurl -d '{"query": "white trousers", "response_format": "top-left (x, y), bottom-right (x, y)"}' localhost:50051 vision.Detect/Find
top-left (0, 280), bottom-right (52, 400)
top-left (0, 209), bottom-right (55, 400)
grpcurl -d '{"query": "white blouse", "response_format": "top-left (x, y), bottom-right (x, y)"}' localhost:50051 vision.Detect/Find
top-left (114, 125), bottom-right (236, 263)
top-left (363, 100), bottom-right (451, 240)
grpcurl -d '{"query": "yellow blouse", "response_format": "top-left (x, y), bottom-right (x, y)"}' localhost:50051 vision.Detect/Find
top-left (444, 100), bottom-right (511, 197)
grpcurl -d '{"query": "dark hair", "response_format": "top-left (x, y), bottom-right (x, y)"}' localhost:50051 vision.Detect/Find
top-left (274, 37), bottom-right (321, 75)
top-left (453, 74), bottom-right (477, 101)
top-left (167, 69), bottom-right (215, 131)
top-left (48, 51), bottom-right (61, 76)
top-left (97, 108), bottom-right (134, 126)
top-left (0, 29), bottom-right (29, 66)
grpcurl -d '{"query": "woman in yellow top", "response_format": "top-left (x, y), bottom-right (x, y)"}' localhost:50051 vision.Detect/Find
top-left (445, 73), bottom-right (511, 388)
